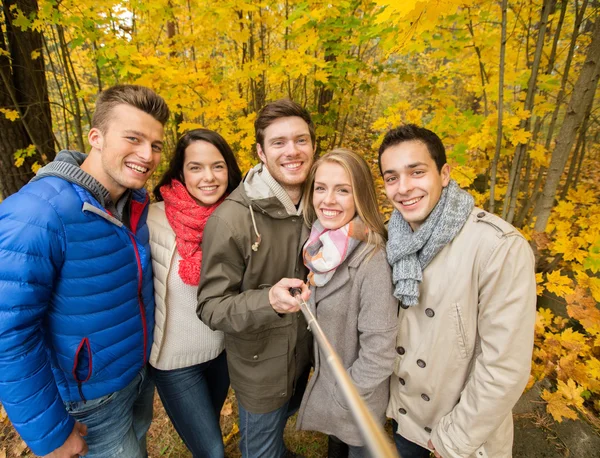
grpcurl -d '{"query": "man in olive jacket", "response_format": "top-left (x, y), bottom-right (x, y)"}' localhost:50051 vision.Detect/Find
top-left (198, 99), bottom-right (315, 458)
top-left (381, 125), bottom-right (536, 458)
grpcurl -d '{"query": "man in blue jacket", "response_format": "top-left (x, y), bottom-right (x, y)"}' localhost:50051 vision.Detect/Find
top-left (0, 85), bottom-right (169, 457)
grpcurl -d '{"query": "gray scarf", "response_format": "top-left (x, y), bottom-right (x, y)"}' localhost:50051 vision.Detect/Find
top-left (386, 180), bottom-right (474, 306)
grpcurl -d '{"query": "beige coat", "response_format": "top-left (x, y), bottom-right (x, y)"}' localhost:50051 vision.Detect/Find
top-left (296, 244), bottom-right (398, 446)
top-left (387, 208), bottom-right (536, 458)
top-left (147, 202), bottom-right (224, 370)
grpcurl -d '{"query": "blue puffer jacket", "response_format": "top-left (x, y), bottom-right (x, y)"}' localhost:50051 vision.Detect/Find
top-left (0, 177), bottom-right (154, 456)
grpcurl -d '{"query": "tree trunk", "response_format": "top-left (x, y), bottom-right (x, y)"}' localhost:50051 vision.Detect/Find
top-left (502, 0), bottom-right (552, 222)
top-left (489, 0), bottom-right (508, 213)
top-left (533, 18), bottom-right (600, 232)
top-left (0, 0), bottom-right (55, 198)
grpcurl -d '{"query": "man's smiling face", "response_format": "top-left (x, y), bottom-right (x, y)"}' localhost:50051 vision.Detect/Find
top-left (380, 140), bottom-right (450, 231)
top-left (256, 116), bottom-right (315, 197)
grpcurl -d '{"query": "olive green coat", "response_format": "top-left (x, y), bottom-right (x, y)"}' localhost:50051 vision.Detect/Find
top-left (197, 166), bottom-right (312, 413)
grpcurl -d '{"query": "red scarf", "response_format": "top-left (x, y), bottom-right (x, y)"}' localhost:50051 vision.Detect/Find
top-left (161, 179), bottom-right (225, 285)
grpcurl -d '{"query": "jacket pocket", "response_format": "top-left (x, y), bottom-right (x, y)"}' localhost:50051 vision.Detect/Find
top-left (72, 337), bottom-right (93, 401)
top-left (225, 333), bottom-right (289, 398)
top-left (453, 303), bottom-right (471, 359)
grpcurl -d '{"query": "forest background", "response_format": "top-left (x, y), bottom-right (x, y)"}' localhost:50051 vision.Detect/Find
top-left (1, 0), bottom-right (599, 456)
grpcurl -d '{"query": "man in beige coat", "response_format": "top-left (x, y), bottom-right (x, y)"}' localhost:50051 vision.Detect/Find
top-left (379, 124), bottom-right (536, 458)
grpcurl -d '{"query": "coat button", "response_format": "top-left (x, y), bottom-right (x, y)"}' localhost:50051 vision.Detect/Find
top-left (425, 308), bottom-right (435, 317)
top-left (400, 303), bottom-right (409, 309)
top-left (477, 211), bottom-right (486, 218)
top-left (399, 377), bottom-right (406, 386)
top-left (396, 346), bottom-right (405, 355)
top-left (417, 359), bottom-right (426, 368)
top-left (421, 393), bottom-right (430, 401)
top-left (424, 427), bottom-right (432, 433)
top-left (399, 408), bottom-right (407, 415)
top-left (252, 355), bottom-right (259, 360)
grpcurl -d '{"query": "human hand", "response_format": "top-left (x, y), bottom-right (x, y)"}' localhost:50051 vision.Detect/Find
top-left (428, 439), bottom-right (441, 458)
top-left (269, 278), bottom-right (310, 314)
top-left (44, 422), bottom-right (88, 458)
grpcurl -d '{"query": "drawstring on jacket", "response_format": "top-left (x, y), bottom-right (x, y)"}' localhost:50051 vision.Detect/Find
top-left (249, 205), bottom-right (262, 251)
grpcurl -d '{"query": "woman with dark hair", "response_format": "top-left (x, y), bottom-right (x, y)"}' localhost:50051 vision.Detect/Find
top-left (147, 129), bottom-right (242, 458)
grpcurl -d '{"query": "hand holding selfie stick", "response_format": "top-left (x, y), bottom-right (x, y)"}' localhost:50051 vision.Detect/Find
top-left (290, 288), bottom-right (399, 458)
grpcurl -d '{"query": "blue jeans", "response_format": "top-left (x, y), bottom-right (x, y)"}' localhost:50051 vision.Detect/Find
top-left (392, 421), bottom-right (432, 458)
top-left (238, 367), bottom-right (309, 458)
top-left (64, 365), bottom-right (154, 458)
top-left (152, 351), bottom-right (230, 458)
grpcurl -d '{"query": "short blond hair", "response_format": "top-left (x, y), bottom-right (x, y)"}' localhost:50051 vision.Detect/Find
top-left (92, 85), bottom-right (170, 132)
top-left (302, 148), bottom-right (386, 250)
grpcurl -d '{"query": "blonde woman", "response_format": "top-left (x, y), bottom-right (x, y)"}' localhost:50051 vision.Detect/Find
top-left (296, 149), bottom-right (398, 458)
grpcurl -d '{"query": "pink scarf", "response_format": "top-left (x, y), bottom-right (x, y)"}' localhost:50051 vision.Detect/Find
top-left (303, 217), bottom-right (367, 286)
top-left (161, 179), bottom-right (225, 285)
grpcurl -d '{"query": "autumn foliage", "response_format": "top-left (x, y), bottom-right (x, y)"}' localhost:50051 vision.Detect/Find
top-left (1, 0), bottom-right (599, 428)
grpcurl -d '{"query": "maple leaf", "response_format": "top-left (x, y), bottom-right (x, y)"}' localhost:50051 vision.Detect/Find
top-left (566, 187), bottom-right (596, 205)
top-left (566, 287), bottom-right (600, 333)
top-left (559, 328), bottom-right (590, 355)
top-left (545, 270), bottom-right (574, 298)
top-left (529, 143), bottom-right (549, 167)
top-left (551, 236), bottom-right (588, 263)
top-left (0, 108), bottom-right (19, 121)
top-left (536, 273), bottom-right (545, 296)
top-left (542, 387), bottom-right (579, 422)
top-left (584, 241), bottom-right (600, 274)
top-left (553, 200), bottom-right (576, 219)
top-left (537, 307), bottom-right (554, 327)
top-left (510, 128), bottom-right (531, 145)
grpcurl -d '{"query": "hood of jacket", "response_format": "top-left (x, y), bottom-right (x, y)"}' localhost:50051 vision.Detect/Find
top-left (31, 150), bottom-right (141, 223)
top-left (228, 163), bottom-right (302, 219)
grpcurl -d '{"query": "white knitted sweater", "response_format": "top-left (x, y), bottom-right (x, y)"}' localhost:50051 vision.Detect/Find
top-left (147, 202), bottom-right (224, 370)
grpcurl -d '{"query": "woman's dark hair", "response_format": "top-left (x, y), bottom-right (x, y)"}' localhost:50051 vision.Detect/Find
top-left (153, 129), bottom-right (243, 201)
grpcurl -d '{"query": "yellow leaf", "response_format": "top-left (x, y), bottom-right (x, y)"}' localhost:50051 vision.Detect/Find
top-left (536, 272), bottom-right (545, 296)
top-left (559, 328), bottom-right (589, 356)
top-left (556, 379), bottom-right (585, 407)
top-left (553, 200), bottom-right (576, 219)
top-left (31, 50), bottom-right (40, 60)
top-left (529, 143), bottom-right (548, 167)
top-left (541, 387), bottom-right (579, 422)
top-left (14, 156), bottom-right (25, 168)
top-left (510, 128), bottom-right (531, 145)
top-left (551, 236), bottom-right (588, 263)
top-left (590, 277), bottom-right (600, 302)
top-left (31, 162), bottom-right (41, 174)
top-left (223, 422), bottom-right (239, 445)
top-left (545, 270), bottom-right (574, 298)
top-left (0, 108), bottom-right (20, 121)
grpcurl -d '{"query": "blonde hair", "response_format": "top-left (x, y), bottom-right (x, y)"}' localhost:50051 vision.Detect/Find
top-left (302, 148), bottom-right (387, 251)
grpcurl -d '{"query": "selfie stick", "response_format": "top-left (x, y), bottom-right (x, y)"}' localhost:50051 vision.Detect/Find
top-left (290, 288), bottom-right (399, 458)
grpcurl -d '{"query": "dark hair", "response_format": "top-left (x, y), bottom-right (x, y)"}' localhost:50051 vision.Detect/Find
top-left (92, 85), bottom-right (170, 132)
top-left (153, 129), bottom-right (242, 201)
top-left (255, 98), bottom-right (315, 149)
top-left (378, 124), bottom-right (447, 173)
